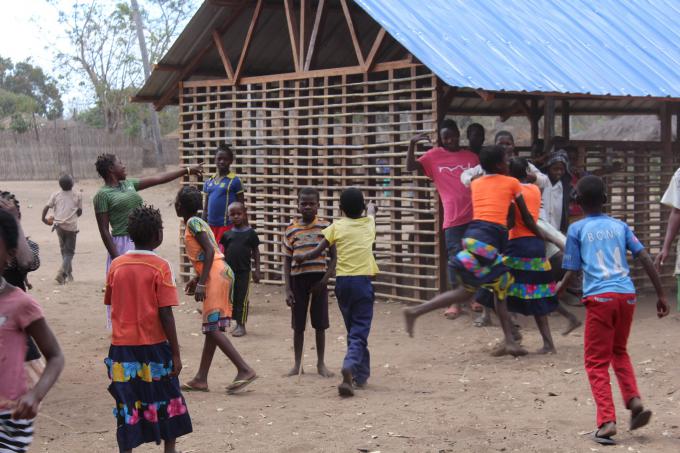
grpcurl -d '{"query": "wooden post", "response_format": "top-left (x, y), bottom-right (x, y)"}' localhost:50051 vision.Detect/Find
top-left (561, 99), bottom-right (570, 139)
top-left (543, 96), bottom-right (555, 153)
top-left (530, 98), bottom-right (539, 145)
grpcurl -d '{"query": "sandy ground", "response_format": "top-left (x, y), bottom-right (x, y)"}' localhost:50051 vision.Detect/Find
top-left (4, 178), bottom-right (680, 453)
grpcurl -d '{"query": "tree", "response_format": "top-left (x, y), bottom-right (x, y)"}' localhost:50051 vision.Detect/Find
top-left (52, 0), bottom-right (197, 133)
top-left (0, 56), bottom-right (63, 119)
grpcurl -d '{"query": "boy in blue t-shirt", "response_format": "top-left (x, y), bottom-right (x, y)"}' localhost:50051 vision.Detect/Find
top-left (559, 175), bottom-right (669, 445)
top-left (202, 144), bottom-right (245, 247)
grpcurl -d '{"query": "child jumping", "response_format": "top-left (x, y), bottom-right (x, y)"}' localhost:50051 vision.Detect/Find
top-left (175, 186), bottom-right (257, 394)
top-left (105, 205), bottom-right (192, 452)
top-left (0, 210), bottom-right (64, 453)
top-left (294, 188), bottom-right (378, 397)
top-left (283, 188), bottom-right (336, 377)
top-left (41, 174), bottom-right (83, 284)
top-left (220, 201), bottom-right (260, 337)
top-left (404, 145), bottom-right (542, 357)
top-left (203, 144), bottom-right (245, 249)
top-left (559, 175), bottom-right (669, 445)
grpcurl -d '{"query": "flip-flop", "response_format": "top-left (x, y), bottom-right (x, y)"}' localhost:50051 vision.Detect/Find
top-left (444, 307), bottom-right (463, 320)
top-left (181, 382), bottom-right (209, 392)
top-left (630, 409), bottom-right (652, 430)
top-left (592, 430), bottom-right (616, 445)
top-left (226, 375), bottom-right (258, 394)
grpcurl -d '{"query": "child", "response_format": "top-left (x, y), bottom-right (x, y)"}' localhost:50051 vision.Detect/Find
top-left (294, 188), bottom-right (378, 397)
top-left (559, 175), bottom-right (669, 445)
top-left (203, 144), bottom-right (245, 249)
top-left (41, 174), bottom-right (83, 284)
top-left (407, 119), bottom-right (480, 320)
top-left (283, 188), bottom-right (336, 377)
top-left (220, 201), bottom-right (261, 337)
top-left (404, 145), bottom-right (542, 357)
top-left (656, 166), bottom-right (680, 310)
top-left (503, 158), bottom-right (558, 354)
top-left (0, 209), bottom-right (64, 453)
top-left (175, 186), bottom-right (257, 394)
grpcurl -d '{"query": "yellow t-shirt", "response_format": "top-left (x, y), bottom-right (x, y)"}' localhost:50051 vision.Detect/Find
top-left (323, 216), bottom-right (379, 276)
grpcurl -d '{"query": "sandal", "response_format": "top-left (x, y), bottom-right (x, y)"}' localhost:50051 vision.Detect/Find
top-left (226, 375), bottom-right (258, 394)
top-left (181, 382), bottom-right (209, 392)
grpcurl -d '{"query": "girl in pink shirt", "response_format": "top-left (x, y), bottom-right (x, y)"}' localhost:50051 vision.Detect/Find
top-left (0, 210), bottom-right (64, 453)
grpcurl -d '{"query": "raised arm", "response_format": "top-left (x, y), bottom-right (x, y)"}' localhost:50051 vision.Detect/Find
top-left (637, 249), bottom-right (670, 317)
top-left (137, 163), bottom-right (204, 191)
top-left (655, 207), bottom-right (680, 270)
top-left (461, 165), bottom-right (484, 187)
top-left (515, 195), bottom-right (543, 240)
top-left (95, 211), bottom-right (119, 259)
top-left (406, 133), bottom-right (429, 173)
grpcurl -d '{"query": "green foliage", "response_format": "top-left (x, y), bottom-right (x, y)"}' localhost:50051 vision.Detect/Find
top-left (0, 57), bottom-right (63, 119)
top-left (10, 113), bottom-right (30, 133)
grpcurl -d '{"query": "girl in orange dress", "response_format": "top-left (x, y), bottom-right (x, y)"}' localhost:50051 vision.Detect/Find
top-left (175, 186), bottom-right (257, 394)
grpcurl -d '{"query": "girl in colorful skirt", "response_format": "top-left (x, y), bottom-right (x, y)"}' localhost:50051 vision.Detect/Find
top-left (504, 158), bottom-right (558, 354)
top-left (405, 145), bottom-right (543, 357)
top-left (0, 210), bottom-right (64, 453)
top-left (104, 205), bottom-right (192, 452)
top-left (174, 186), bottom-right (257, 394)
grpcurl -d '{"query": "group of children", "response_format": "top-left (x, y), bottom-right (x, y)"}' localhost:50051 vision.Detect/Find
top-left (0, 127), bottom-right (674, 450)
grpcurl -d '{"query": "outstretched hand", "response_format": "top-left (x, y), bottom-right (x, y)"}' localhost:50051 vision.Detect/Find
top-left (657, 295), bottom-right (670, 318)
top-left (410, 132), bottom-right (431, 144)
top-left (187, 162), bottom-right (205, 178)
top-left (653, 251), bottom-right (667, 272)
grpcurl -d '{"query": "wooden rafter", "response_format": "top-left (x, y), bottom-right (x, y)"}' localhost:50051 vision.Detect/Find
top-left (283, 0), bottom-right (300, 72)
top-left (153, 64), bottom-right (182, 72)
top-left (212, 30), bottom-right (234, 80)
top-left (475, 89), bottom-right (495, 102)
top-left (340, 0), bottom-right (365, 66)
top-left (233, 0), bottom-right (263, 85)
top-left (154, 1), bottom-right (248, 110)
top-left (304, 0), bottom-right (326, 71)
top-left (299, 0), bottom-right (311, 70)
top-left (499, 99), bottom-right (530, 121)
top-left (363, 28), bottom-right (386, 72)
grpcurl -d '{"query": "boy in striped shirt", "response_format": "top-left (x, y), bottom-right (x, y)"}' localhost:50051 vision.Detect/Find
top-left (283, 188), bottom-right (336, 377)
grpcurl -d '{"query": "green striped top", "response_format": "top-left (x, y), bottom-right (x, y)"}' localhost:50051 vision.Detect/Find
top-left (93, 179), bottom-right (143, 237)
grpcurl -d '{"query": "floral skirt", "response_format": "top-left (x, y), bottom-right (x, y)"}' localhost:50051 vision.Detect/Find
top-left (105, 342), bottom-right (192, 451)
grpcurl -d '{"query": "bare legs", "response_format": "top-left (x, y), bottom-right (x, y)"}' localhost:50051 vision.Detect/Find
top-left (185, 331), bottom-right (255, 389)
top-left (287, 329), bottom-right (333, 377)
top-left (403, 287), bottom-right (471, 337)
top-left (534, 315), bottom-right (556, 354)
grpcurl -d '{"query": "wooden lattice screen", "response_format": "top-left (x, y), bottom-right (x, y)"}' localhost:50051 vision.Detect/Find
top-left (573, 140), bottom-right (680, 290)
top-left (178, 65), bottom-right (442, 303)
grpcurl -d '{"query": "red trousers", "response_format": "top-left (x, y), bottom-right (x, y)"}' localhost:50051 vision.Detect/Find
top-left (209, 225), bottom-right (232, 252)
top-left (583, 292), bottom-right (640, 427)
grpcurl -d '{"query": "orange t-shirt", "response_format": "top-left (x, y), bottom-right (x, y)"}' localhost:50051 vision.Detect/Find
top-left (471, 174), bottom-right (522, 226)
top-left (105, 250), bottom-right (179, 346)
top-left (510, 184), bottom-right (541, 240)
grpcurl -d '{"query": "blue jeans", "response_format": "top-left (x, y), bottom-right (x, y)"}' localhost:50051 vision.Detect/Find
top-left (444, 223), bottom-right (469, 288)
top-left (334, 276), bottom-right (374, 385)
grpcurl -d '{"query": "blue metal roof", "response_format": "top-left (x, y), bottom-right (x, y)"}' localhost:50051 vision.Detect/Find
top-left (355, 0), bottom-right (680, 98)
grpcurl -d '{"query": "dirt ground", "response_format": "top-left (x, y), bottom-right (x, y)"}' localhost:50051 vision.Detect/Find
top-left (4, 178), bottom-right (680, 453)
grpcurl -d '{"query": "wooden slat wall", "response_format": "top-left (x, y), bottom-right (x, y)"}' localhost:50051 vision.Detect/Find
top-left (573, 140), bottom-right (680, 290)
top-left (178, 66), bottom-right (441, 303)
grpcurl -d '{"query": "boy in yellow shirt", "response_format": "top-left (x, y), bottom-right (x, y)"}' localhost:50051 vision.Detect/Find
top-left (295, 188), bottom-right (378, 397)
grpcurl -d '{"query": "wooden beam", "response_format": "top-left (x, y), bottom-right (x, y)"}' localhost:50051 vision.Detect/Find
top-left (283, 0), bottom-right (300, 72)
top-left (212, 30), bottom-right (234, 80)
top-left (500, 100), bottom-right (530, 122)
top-left (153, 64), bottom-right (182, 72)
top-left (475, 89), bottom-right (495, 102)
top-left (299, 0), bottom-right (311, 70)
top-left (543, 96), bottom-right (556, 154)
top-left (530, 99), bottom-right (540, 144)
top-left (437, 85), bottom-right (458, 124)
top-left (340, 0), bottom-right (365, 66)
top-left (363, 28), bottom-right (386, 72)
top-left (232, 0), bottom-right (263, 85)
top-left (561, 99), bottom-right (570, 138)
top-left (304, 0), bottom-right (326, 71)
top-left (154, 2), bottom-right (248, 110)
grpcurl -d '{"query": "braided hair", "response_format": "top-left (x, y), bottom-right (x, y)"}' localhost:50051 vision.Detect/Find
top-left (176, 186), bottom-right (203, 217)
top-left (0, 191), bottom-right (21, 218)
top-left (0, 209), bottom-right (19, 252)
top-left (95, 153), bottom-right (116, 179)
top-left (127, 204), bottom-right (163, 247)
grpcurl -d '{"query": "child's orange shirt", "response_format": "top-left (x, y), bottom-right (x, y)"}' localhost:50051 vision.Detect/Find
top-left (471, 174), bottom-right (522, 227)
top-left (105, 250), bottom-right (179, 346)
top-left (509, 184), bottom-right (541, 240)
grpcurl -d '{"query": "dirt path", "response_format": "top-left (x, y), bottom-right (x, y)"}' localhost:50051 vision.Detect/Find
top-left (4, 179), bottom-right (680, 452)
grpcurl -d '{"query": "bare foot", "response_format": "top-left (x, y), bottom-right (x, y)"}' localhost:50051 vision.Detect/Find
top-left (232, 324), bottom-right (247, 337)
top-left (317, 363), bottom-right (334, 378)
top-left (505, 343), bottom-right (528, 357)
top-left (286, 365), bottom-right (302, 377)
top-left (181, 378), bottom-right (209, 392)
top-left (536, 346), bottom-right (556, 354)
top-left (403, 308), bottom-right (416, 337)
top-left (562, 317), bottom-right (582, 336)
top-left (444, 305), bottom-right (463, 320)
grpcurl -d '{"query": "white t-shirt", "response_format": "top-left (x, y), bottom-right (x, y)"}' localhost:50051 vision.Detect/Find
top-left (540, 180), bottom-right (563, 231)
top-left (661, 168), bottom-right (680, 274)
top-left (47, 190), bottom-right (82, 231)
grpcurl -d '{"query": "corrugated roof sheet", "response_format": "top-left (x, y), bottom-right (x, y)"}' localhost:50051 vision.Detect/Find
top-left (355, 0), bottom-right (680, 97)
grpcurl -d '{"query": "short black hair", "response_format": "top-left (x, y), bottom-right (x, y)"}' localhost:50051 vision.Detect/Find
top-left (215, 143), bottom-right (234, 158)
top-left (339, 187), bottom-right (365, 219)
top-left (128, 205), bottom-right (162, 247)
top-left (479, 145), bottom-right (506, 174)
top-left (467, 123), bottom-right (484, 134)
top-left (298, 187), bottom-right (320, 202)
top-left (176, 186), bottom-right (203, 216)
top-left (95, 153), bottom-right (116, 179)
top-left (576, 175), bottom-right (606, 209)
top-left (59, 174), bottom-right (74, 191)
top-left (439, 118), bottom-right (459, 133)
top-left (494, 130), bottom-right (514, 143)
top-left (0, 209), bottom-right (19, 252)
top-left (509, 157), bottom-right (528, 180)
top-left (0, 191), bottom-right (20, 217)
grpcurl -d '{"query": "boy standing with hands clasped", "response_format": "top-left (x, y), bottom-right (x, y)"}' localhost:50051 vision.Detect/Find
top-left (558, 175), bottom-right (669, 445)
top-left (283, 188), bottom-right (336, 378)
top-left (295, 188), bottom-right (378, 397)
